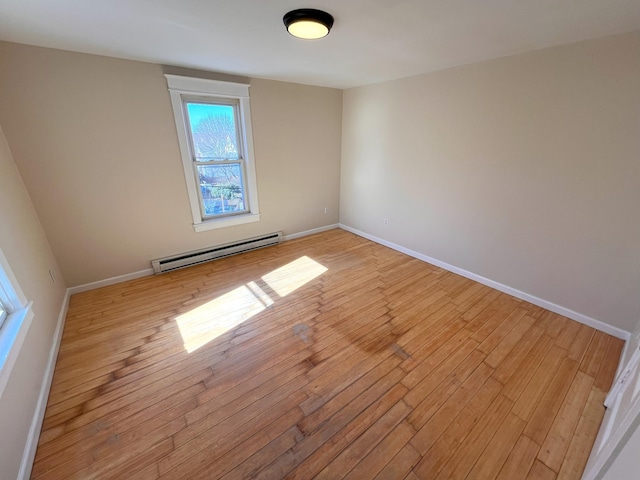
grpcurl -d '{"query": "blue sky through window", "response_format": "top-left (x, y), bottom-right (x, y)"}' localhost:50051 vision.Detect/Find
top-left (186, 103), bottom-right (234, 128)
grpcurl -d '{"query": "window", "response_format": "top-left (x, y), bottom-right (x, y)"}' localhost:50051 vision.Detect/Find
top-left (166, 75), bottom-right (260, 232)
top-left (0, 249), bottom-right (34, 396)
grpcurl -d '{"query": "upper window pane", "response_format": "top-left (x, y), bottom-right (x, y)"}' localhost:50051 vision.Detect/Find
top-left (186, 102), bottom-right (239, 161)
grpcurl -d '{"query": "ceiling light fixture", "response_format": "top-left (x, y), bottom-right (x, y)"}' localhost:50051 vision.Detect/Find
top-left (283, 9), bottom-right (334, 40)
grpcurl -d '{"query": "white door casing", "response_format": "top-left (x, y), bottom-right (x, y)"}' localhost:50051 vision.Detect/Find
top-left (582, 343), bottom-right (640, 480)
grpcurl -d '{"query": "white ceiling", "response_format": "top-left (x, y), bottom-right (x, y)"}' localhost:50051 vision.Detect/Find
top-left (1, 0), bottom-right (640, 89)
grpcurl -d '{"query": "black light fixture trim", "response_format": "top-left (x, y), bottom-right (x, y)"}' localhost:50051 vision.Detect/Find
top-left (283, 8), bottom-right (334, 39)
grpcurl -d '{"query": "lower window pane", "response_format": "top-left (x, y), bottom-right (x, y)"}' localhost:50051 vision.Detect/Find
top-left (197, 164), bottom-right (246, 217)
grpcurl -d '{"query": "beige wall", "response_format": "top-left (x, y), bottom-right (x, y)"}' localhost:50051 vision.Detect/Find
top-left (341, 31), bottom-right (640, 332)
top-left (0, 124), bottom-right (67, 478)
top-left (0, 42), bottom-right (342, 287)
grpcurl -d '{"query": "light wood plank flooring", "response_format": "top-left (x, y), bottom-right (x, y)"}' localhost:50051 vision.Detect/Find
top-left (31, 229), bottom-right (624, 479)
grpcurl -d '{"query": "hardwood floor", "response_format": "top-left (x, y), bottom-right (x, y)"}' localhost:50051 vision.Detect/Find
top-left (31, 229), bottom-right (624, 479)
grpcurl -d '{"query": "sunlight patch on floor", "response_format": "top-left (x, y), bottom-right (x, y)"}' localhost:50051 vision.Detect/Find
top-left (176, 256), bottom-right (327, 352)
top-left (176, 285), bottom-right (267, 353)
top-left (262, 256), bottom-right (328, 297)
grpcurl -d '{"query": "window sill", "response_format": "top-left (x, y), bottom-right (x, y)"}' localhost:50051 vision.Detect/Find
top-left (0, 302), bottom-right (34, 397)
top-left (193, 213), bottom-right (260, 232)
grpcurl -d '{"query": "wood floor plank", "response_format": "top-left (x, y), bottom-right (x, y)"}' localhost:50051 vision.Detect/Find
top-left (542, 312), bottom-right (570, 339)
top-left (594, 336), bottom-right (625, 391)
top-left (282, 382), bottom-right (409, 480)
top-left (537, 371), bottom-right (594, 472)
top-left (401, 327), bottom-right (473, 389)
top-left (35, 382), bottom-right (205, 466)
top-left (301, 346), bottom-right (398, 416)
top-left (484, 314), bottom-right (536, 368)
top-left (459, 289), bottom-right (502, 322)
top-left (410, 361), bottom-right (493, 455)
top-left (30, 229), bottom-right (623, 480)
top-left (314, 400), bottom-right (412, 479)
top-left (393, 298), bottom-right (456, 348)
top-left (434, 395), bottom-right (514, 479)
top-left (412, 378), bottom-right (503, 478)
top-left (298, 360), bottom-right (403, 435)
top-left (496, 435), bottom-right (540, 480)
top-left (34, 397), bottom-right (196, 479)
top-left (468, 294), bottom-right (519, 338)
top-left (186, 360), bottom-right (310, 428)
top-left (343, 420), bottom-right (415, 480)
top-left (466, 412), bottom-right (526, 480)
top-left (492, 325), bottom-right (545, 384)
top-left (398, 313), bottom-right (464, 372)
top-left (373, 443), bottom-right (421, 480)
top-left (198, 345), bottom-right (311, 405)
top-left (219, 425), bottom-right (304, 480)
top-left (556, 387), bottom-right (607, 480)
top-left (555, 320), bottom-right (582, 350)
top-left (191, 407), bottom-right (303, 480)
top-left (580, 331), bottom-right (609, 377)
top-left (476, 308), bottom-right (529, 356)
top-left (567, 325), bottom-right (595, 363)
top-left (523, 357), bottom-right (579, 444)
top-left (159, 393), bottom-right (308, 479)
top-left (403, 338), bottom-right (480, 408)
top-left (406, 349), bottom-right (487, 432)
top-left (527, 459), bottom-right (557, 480)
top-left (508, 344), bottom-right (565, 410)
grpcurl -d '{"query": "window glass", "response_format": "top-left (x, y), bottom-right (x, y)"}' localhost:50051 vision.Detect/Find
top-left (186, 102), bottom-right (239, 161)
top-left (197, 164), bottom-right (246, 216)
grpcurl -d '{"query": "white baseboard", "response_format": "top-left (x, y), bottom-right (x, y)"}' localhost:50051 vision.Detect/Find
top-left (283, 224), bottom-right (339, 241)
top-left (18, 288), bottom-right (70, 480)
top-left (339, 224), bottom-right (630, 341)
top-left (68, 268), bottom-right (154, 295)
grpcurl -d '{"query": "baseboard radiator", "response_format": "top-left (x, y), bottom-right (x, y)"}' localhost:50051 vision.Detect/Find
top-left (151, 231), bottom-right (283, 274)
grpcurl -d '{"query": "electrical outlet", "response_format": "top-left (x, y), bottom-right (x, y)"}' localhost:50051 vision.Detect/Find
top-left (384, 218), bottom-right (389, 225)
top-left (324, 207), bottom-right (329, 214)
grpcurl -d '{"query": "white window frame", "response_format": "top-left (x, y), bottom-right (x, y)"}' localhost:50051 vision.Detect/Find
top-left (0, 300), bottom-right (7, 329)
top-left (166, 75), bottom-right (260, 232)
top-left (0, 249), bottom-right (34, 397)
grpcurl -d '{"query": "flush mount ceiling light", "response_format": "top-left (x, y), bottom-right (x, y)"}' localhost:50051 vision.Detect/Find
top-left (283, 9), bottom-right (334, 39)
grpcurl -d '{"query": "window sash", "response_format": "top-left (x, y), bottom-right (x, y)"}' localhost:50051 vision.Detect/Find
top-left (194, 160), bottom-right (250, 220)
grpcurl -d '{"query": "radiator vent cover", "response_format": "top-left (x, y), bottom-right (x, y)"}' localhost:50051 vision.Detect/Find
top-left (152, 231), bottom-right (283, 274)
